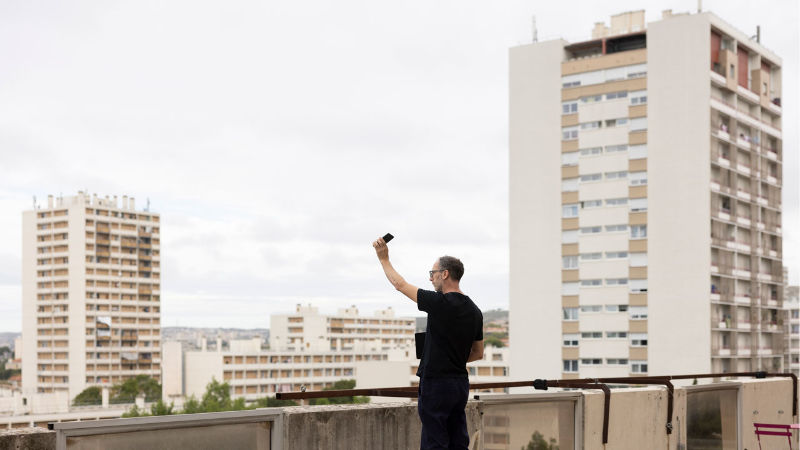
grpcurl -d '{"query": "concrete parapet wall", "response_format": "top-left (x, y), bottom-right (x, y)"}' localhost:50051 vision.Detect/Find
top-left (281, 401), bottom-right (481, 450)
top-left (0, 428), bottom-right (54, 450)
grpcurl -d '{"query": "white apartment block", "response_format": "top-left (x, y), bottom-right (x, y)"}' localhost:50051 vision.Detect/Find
top-left (163, 340), bottom-right (510, 402)
top-left (269, 304), bottom-right (415, 352)
top-left (510, 11), bottom-right (784, 380)
top-left (22, 193), bottom-right (161, 399)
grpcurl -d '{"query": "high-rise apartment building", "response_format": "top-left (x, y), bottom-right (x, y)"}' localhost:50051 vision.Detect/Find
top-left (22, 193), bottom-right (161, 398)
top-left (510, 11), bottom-right (784, 379)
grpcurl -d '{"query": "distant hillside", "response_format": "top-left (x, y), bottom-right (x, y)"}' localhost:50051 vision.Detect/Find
top-left (0, 333), bottom-right (20, 350)
top-left (416, 309), bottom-right (508, 332)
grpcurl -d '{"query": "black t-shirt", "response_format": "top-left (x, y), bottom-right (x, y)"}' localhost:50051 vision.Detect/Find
top-left (416, 289), bottom-right (483, 378)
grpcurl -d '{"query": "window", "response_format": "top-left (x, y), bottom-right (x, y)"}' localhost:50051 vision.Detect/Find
top-left (563, 334), bottom-right (579, 346)
top-left (580, 280), bottom-right (602, 288)
top-left (581, 199), bottom-right (602, 208)
top-left (581, 94), bottom-right (603, 103)
top-left (581, 332), bottom-right (603, 339)
top-left (629, 252), bottom-right (647, 267)
top-left (581, 358), bottom-right (602, 365)
top-left (562, 73), bottom-right (582, 88)
top-left (562, 101), bottom-right (578, 114)
top-left (606, 278), bottom-right (628, 286)
top-left (630, 198), bottom-right (648, 212)
top-left (562, 255), bottom-right (578, 270)
top-left (562, 204), bottom-right (579, 218)
top-left (629, 144), bottom-right (647, 159)
top-left (631, 333), bottom-right (648, 347)
top-left (605, 66), bottom-right (626, 82)
top-left (606, 91), bottom-right (628, 100)
top-left (580, 147), bottom-right (603, 156)
top-left (581, 121), bottom-right (602, 130)
top-left (630, 279), bottom-right (648, 293)
top-left (562, 177), bottom-right (579, 192)
top-left (606, 198), bottom-right (628, 206)
top-left (563, 360), bottom-right (578, 372)
top-left (629, 306), bottom-right (648, 319)
top-left (606, 331), bottom-right (628, 338)
top-left (630, 90), bottom-right (647, 105)
top-left (631, 225), bottom-right (647, 239)
top-left (562, 151), bottom-right (579, 167)
top-left (580, 174), bottom-right (602, 183)
top-left (605, 225), bottom-right (628, 233)
top-left (562, 282), bottom-right (579, 296)
top-left (629, 171), bottom-right (647, 186)
top-left (580, 226), bottom-right (601, 234)
top-left (605, 118), bottom-right (628, 127)
top-left (605, 252), bottom-right (628, 260)
top-left (580, 306), bottom-right (602, 314)
top-left (630, 117), bottom-right (648, 132)
top-left (631, 360), bottom-right (648, 373)
top-left (605, 171), bottom-right (628, 180)
top-left (562, 126), bottom-right (578, 141)
top-left (562, 230), bottom-right (578, 244)
top-left (606, 144), bottom-right (628, 153)
top-left (562, 307), bottom-right (579, 321)
top-left (626, 64), bottom-right (647, 79)
top-left (580, 252), bottom-right (602, 260)
top-left (607, 358), bottom-right (628, 365)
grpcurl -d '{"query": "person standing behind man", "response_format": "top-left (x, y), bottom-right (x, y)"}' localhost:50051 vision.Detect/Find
top-left (372, 237), bottom-right (484, 450)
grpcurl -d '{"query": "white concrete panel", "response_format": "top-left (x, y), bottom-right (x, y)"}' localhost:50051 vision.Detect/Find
top-left (579, 260), bottom-right (629, 279)
top-left (579, 179), bottom-right (629, 202)
top-left (579, 366), bottom-right (631, 378)
top-left (648, 14), bottom-right (712, 375)
top-left (509, 39), bottom-right (566, 381)
top-left (579, 234), bottom-right (630, 253)
top-left (578, 99), bottom-right (630, 123)
top-left (21, 211), bottom-right (37, 396)
top-left (578, 153), bottom-right (629, 175)
top-left (579, 127), bottom-right (630, 149)
top-left (579, 287), bottom-right (629, 306)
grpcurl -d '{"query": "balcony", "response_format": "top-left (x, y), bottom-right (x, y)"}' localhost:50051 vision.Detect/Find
top-left (1, 377), bottom-right (795, 450)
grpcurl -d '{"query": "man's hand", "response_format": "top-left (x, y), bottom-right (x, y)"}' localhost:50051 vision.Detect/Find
top-left (372, 236), bottom-right (418, 302)
top-left (373, 237), bottom-right (389, 261)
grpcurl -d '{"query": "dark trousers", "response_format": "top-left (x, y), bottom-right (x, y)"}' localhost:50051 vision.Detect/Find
top-left (417, 377), bottom-right (469, 450)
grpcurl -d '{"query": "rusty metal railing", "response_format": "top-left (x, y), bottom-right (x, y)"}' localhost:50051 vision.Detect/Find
top-left (275, 371), bottom-right (797, 445)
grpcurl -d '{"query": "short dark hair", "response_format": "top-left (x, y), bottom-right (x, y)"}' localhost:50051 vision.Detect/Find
top-left (438, 256), bottom-right (464, 281)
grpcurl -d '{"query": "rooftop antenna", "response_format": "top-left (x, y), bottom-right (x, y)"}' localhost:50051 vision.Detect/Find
top-left (146, 198), bottom-right (150, 212)
top-left (532, 15), bottom-right (538, 42)
top-left (32, 196), bottom-right (37, 209)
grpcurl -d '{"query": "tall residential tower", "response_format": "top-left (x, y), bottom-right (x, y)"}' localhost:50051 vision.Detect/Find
top-left (510, 11), bottom-right (784, 379)
top-left (22, 193), bottom-right (161, 398)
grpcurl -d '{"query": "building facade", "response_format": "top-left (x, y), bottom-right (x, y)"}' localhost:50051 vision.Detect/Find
top-left (510, 11), bottom-right (784, 380)
top-left (22, 193), bottom-right (161, 398)
top-left (269, 304), bottom-right (415, 352)
top-left (784, 284), bottom-right (799, 376)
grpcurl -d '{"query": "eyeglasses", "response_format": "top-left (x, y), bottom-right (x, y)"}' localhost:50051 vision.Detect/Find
top-left (429, 269), bottom-right (446, 277)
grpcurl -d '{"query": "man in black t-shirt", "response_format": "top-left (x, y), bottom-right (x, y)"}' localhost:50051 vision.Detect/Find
top-left (373, 237), bottom-right (484, 450)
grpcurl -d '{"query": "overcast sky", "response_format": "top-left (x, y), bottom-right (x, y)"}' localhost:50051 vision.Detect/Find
top-left (0, 0), bottom-right (797, 331)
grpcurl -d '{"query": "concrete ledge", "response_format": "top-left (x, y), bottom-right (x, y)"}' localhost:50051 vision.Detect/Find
top-left (0, 427), bottom-right (55, 450)
top-left (281, 401), bottom-right (482, 450)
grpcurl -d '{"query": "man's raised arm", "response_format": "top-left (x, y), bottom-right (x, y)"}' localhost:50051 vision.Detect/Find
top-left (373, 237), bottom-right (418, 302)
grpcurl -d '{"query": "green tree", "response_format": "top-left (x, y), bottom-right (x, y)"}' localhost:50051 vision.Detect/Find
top-left (522, 431), bottom-right (559, 450)
top-left (181, 396), bottom-right (203, 414)
top-left (112, 375), bottom-right (161, 403)
top-left (150, 400), bottom-right (175, 416)
top-left (309, 379), bottom-right (369, 405)
top-left (73, 386), bottom-right (103, 406)
top-left (484, 335), bottom-right (505, 348)
top-left (122, 405), bottom-right (144, 418)
top-left (200, 378), bottom-right (234, 412)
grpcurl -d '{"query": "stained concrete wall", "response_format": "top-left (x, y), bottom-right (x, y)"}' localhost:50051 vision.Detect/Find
top-left (281, 401), bottom-right (482, 450)
top-left (1, 379), bottom-right (796, 450)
